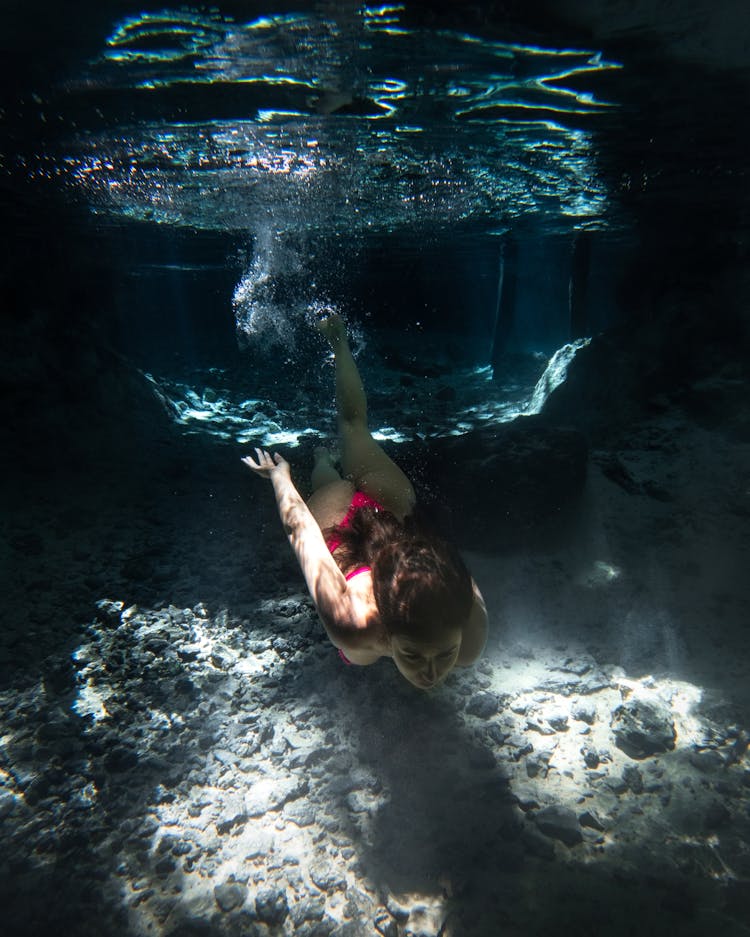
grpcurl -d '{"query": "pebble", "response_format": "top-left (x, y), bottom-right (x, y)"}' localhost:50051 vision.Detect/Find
top-left (582, 747), bottom-right (600, 769)
top-left (214, 880), bottom-right (247, 912)
top-left (572, 701), bottom-right (597, 724)
top-left (309, 860), bottom-right (347, 892)
top-left (466, 692), bottom-right (500, 719)
top-left (374, 909), bottom-right (399, 937)
top-left (243, 828), bottom-right (274, 859)
top-left (689, 750), bottom-right (725, 772)
top-left (607, 777), bottom-right (629, 796)
top-left (579, 809), bottom-right (606, 831)
top-left (210, 645), bottom-right (235, 669)
top-left (611, 697), bottom-right (676, 759)
top-left (468, 746), bottom-right (497, 769)
top-left (104, 745), bottom-right (139, 772)
top-left (291, 897), bottom-right (327, 926)
top-left (508, 737), bottom-right (534, 761)
top-left (245, 776), bottom-right (305, 816)
top-left (526, 757), bottom-right (548, 779)
top-left (284, 801), bottom-right (317, 826)
top-left (526, 718), bottom-right (556, 736)
top-left (557, 656), bottom-right (594, 676)
top-left (622, 765), bottom-right (644, 794)
top-left (154, 855), bottom-right (176, 875)
top-left (216, 793), bottom-right (247, 833)
top-left (485, 723), bottom-right (509, 745)
top-left (534, 805), bottom-right (583, 847)
top-left (520, 824), bottom-right (556, 859)
top-left (255, 886), bottom-right (289, 924)
top-left (703, 801), bottom-right (731, 830)
top-left (0, 791), bottom-right (16, 819)
top-left (547, 712), bottom-right (569, 732)
top-left (384, 894), bottom-right (411, 921)
top-left (5, 566), bottom-right (749, 937)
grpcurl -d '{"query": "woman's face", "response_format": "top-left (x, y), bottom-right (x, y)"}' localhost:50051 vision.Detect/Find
top-left (390, 627), bottom-right (463, 689)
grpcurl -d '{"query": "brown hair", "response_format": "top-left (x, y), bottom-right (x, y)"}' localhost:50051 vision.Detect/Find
top-left (325, 507), bottom-right (474, 640)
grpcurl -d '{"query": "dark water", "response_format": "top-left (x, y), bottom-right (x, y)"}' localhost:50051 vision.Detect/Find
top-left (5, 0), bottom-right (747, 407)
top-left (4, 2), bottom-right (747, 365)
top-left (1, 4), bottom-right (749, 937)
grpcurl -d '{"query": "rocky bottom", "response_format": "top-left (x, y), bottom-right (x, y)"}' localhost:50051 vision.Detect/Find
top-left (2, 406), bottom-right (750, 937)
top-left (2, 601), bottom-right (749, 936)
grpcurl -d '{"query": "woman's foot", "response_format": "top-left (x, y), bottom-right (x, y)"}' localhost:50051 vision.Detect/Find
top-left (314, 444), bottom-right (342, 466)
top-left (311, 445), bottom-right (342, 489)
top-left (316, 311), bottom-right (348, 349)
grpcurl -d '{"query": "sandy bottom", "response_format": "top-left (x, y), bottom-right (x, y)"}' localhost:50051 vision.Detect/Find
top-left (1, 401), bottom-right (749, 937)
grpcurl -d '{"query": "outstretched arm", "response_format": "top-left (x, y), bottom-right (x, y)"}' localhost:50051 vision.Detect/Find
top-left (242, 449), bottom-right (357, 643)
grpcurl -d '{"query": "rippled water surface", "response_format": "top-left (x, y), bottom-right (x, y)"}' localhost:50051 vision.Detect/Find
top-left (4, 2), bottom-right (748, 404)
top-left (18, 4), bottom-right (629, 238)
top-left (4, 1), bottom-right (747, 251)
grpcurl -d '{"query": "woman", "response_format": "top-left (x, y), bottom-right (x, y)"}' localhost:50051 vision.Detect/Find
top-left (243, 313), bottom-right (487, 689)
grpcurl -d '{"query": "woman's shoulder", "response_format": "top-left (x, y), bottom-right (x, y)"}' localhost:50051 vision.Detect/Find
top-left (343, 570), bottom-right (380, 629)
top-left (457, 581), bottom-right (488, 666)
top-left (326, 572), bottom-right (390, 658)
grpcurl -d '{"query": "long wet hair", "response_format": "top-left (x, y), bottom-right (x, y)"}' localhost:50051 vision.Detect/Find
top-left (325, 506), bottom-right (474, 641)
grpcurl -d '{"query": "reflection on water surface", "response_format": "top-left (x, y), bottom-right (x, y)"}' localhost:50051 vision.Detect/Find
top-left (41, 5), bottom-right (623, 236)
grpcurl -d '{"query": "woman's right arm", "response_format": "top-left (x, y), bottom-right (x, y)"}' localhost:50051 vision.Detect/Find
top-left (243, 450), bottom-right (363, 645)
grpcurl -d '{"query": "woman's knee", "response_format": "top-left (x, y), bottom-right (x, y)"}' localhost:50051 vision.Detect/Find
top-left (338, 413), bottom-right (369, 443)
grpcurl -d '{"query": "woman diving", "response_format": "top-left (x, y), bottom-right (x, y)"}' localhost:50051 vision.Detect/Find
top-left (243, 313), bottom-right (488, 689)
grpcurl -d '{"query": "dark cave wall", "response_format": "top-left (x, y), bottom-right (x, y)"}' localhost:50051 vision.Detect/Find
top-left (543, 230), bottom-right (750, 439)
top-left (0, 206), bottom-right (181, 477)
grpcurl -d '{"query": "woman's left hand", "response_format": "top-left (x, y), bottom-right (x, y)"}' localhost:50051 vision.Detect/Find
top-left (241, 448), bottom-right (290, 480)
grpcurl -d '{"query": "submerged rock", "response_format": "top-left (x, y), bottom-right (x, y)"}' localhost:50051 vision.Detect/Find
top-left (534, 804), bottom-right (583, 847)
top-left (622, 765), bottom-right (644, 794)
top-left (310, 860), bottom-right (347, 892)
top-left (291, 897), bottom-right (327, 927)
top-left (255, 887), bottom-right (289, 924)
top-left (214, 880), bottom-right (247, 912)
top-left (611, 698), bottom-right (676, 759)
top-left (245, 776), bottom-right (305, 816)
top-left (466, 692), bottom-right (500, 719)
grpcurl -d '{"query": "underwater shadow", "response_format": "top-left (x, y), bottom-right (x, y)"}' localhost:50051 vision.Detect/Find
top-left (325, 666), bottom-right (520, 892)
top-left (318, 664), bottom-right (749, 937)
top-left (0, 854), bottom-right (131, 937)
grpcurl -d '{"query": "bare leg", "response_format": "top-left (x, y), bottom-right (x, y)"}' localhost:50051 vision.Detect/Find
top-left (318, 314), bottom-right (416, 519)
top-left (318, 314), bottom-right (368, 428)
